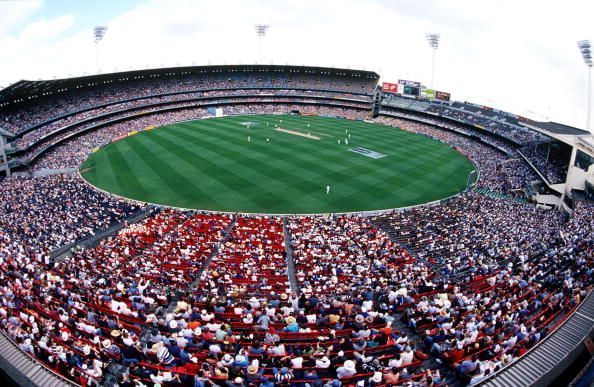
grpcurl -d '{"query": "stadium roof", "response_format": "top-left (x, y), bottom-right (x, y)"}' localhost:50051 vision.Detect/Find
top-left (524, 120), bottom-right (590, 136)
top-left (0, 64), bottom-right (379, 107)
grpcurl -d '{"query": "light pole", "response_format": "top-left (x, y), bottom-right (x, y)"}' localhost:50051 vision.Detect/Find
top-left (578, 40), bottom-right (592, 132)
top-left (254, 24), bottom-right (270, 63)
top-left (94, 26), bottom-right (108, 73)
top-left (426, 33), bottom-right (440, 90)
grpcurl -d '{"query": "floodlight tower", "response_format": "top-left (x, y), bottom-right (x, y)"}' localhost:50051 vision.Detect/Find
top-left (578, 40), bottom-right (592, 132)
top-left (426, 33), bottom-right (440, 89)
top-left (255, 24), bottom-right (270, 63)
top-left (94, 26), bottom-right (108, 73)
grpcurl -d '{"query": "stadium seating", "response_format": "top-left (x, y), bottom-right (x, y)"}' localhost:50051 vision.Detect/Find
top-left (0, 66), bottom-right (591, 386)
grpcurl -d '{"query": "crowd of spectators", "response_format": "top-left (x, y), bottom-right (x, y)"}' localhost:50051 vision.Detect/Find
top-left (519, 143), bottom-right (569, 184)
top-left (201, 217), bottom-right (289, 297)
top-left (0, 174), bottom-right (141, 260)
top-left (389, 199), bottom-right (592, 384)
top-left (378, 195), bottom-right (565, 276)
top-left (11, 91), bottom-right (370, 150)
top-left (378, 109), bottom-right (518, 155)
top-left (380, 94), bottom-right (544, 144)
top-left (1, 71), bottom-right (375, 136)
top-left (0, 74), bottom-right (591, 386)
top-left (0, 195), bottom-right (590, 386)
top-left (287, 216), bottom-right (417, 296)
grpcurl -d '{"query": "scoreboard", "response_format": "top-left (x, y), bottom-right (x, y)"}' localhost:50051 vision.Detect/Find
top-left (399, 79), bottom-right (421, 97)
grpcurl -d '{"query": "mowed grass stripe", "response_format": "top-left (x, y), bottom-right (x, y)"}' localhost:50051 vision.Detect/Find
top-left (84, 141), bottom-right (148, 197)
top-left (147, 129), bottom-right (293, 211)
top-left (81, 115), bottom-right (475, 213)
top-left (155, 127), bottom-right (303, 192)
top-left (158, 127), bottom-right (331, 211)
top-left (168, 124), bottom-right (321, 187)
top-left (128, 132), bottom-right (227, 209)
top-left (124, 134), bottom-right (196, 202)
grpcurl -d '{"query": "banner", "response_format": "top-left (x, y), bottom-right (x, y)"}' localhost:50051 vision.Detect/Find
top-left (381, 82), bottom-right (399, 93)
top-left (435, 91), bottom-right (451, 101)
top-left (422, 89), bottom-right (436, 99)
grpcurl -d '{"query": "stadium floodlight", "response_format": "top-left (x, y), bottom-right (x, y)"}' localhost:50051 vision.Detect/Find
top-left (578, 40), bottom-right (592, 132)
top-left (93, 26), bottom-right (108, 73)
top-left (94, 26), bottom-right (108, 43)
top-left (254, 24), bottom-right (270, 63)
top-left (426, 33), bottom-right (440, 89)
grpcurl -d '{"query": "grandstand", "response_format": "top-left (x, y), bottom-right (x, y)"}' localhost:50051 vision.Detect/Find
top-left (0, 65), bottom-right (592, 387)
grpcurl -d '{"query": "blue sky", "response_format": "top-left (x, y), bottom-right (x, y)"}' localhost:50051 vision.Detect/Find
top-left (2, 0), bottom-right (142, 36)
top-left (0, 0), bottom-right (592, 132)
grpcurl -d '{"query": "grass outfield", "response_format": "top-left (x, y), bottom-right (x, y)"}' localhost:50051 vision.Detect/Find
top-left (80, 115), bottom-right (475, 214)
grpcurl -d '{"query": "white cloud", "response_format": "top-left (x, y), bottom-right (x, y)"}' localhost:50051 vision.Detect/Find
top-left (0, 0), bottom-right (43, 35)
top-left (0, 0), bottom-right (593, 131)
top-left (19, 14), bottom-right (76, 43)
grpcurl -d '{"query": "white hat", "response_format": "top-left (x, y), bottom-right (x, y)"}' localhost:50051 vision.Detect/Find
top-left (83, 345), bottom-right (91, 356)
top-left (169, 320), bottom-right (178, 329)
top-left (343, 360), bottom-right (356, 372)
top-left (194, 327), bottom-right (202, 336)
top-left (371, 371), bottom-right (383, 383)
top-left (102, 339), bottom-right (111, 349)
